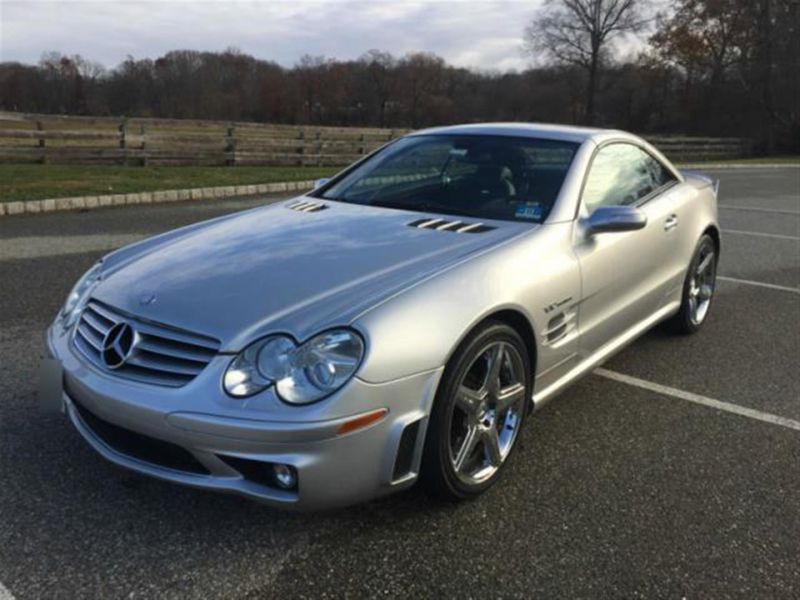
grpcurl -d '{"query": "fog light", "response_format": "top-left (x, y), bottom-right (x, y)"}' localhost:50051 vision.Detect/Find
top-left (273, 464), bottom-right (297, 490)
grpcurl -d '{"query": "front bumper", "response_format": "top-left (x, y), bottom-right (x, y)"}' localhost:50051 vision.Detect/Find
top-left (47, 323), bottom-right (443, 511)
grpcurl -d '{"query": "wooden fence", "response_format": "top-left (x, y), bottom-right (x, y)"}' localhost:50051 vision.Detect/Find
top-left (0, 111), bottom-right (751, 166)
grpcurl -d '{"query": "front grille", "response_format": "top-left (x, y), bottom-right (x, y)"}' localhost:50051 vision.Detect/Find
top-left (71, 397), bottom-right (209, 475)
top-left (73, 300), bottom-right (220, 387)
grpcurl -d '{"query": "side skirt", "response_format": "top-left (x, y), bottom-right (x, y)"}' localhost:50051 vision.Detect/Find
top-left (531, 301), bottom-right (681, 411)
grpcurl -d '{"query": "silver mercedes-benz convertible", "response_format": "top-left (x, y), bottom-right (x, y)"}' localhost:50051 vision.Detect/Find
top-left (42, 123), bottom-right (720, 510)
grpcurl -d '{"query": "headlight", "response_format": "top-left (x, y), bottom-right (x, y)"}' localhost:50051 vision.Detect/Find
top-left (60, 262), bottom-right (103, 330)
top-left (223, 329), bottom-right (364, 404)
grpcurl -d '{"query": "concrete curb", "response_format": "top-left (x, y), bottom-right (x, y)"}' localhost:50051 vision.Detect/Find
top-left (0, 179), bottom-right (316, 217)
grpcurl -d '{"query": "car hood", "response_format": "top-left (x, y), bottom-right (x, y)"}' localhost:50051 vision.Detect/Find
top-left (95, 198), bottom-right (529, 349)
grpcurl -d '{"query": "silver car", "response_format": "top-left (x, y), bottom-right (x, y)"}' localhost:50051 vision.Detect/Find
top-left (41, 123), bottom-right (719, 510)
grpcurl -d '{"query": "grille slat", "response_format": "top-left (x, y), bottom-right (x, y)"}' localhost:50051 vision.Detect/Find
top-left (127, 319), bottom-right (219, 351)
top-left (85, 301), bottom-right (120, 323)
top-left (82, 310), bottom-right (108, 335)
top-left (115, 364), bottom-right (194, 387)
top-left (137, 335), bottom-right (216, 363)
top-left (84, 303), bottom-right (114, 326)
top-left (127, 352), bottom-right (205, 377)
top-left (74, 329), bottom-right (101, 358)
top-left (77, 322), bottom-right (103, 351)
top-left (73, 300), bottom-right (220, 388)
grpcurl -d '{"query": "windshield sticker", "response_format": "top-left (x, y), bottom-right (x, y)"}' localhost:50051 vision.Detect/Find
top-left (515, 202), bottom-right (542, 220)
top-left (449, 148), bottom-right (468, 156)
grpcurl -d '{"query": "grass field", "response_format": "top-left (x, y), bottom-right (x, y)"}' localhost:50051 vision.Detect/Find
top-left (0, 157), bottom-right (797, 203)
top-left (0, 164), bottom-right (340, 203)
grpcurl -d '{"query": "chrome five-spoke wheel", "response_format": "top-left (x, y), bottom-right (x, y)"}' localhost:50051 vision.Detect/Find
top-left (688, 240), bottom-right (716, 325)
top-left (422, 321), bottom-right (531, 499)
top-left (666, 233), bottom-right (718, 334)
top-left (449, 341), bottom-right (526, 485)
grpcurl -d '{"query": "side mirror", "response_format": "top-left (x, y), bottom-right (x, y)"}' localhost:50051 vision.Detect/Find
top-left (586, 205), bottom-right (647, 235)
top-left (314, 178), bottom-right (330, 189)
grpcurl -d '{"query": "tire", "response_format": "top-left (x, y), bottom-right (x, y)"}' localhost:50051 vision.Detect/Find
top-left (420, 321), bottom-right (531, 500)
top-left (665, 233), bottom-right (718, 334)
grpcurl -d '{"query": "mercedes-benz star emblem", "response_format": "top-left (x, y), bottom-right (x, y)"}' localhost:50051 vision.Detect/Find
top-left (101, 322), bottom-right (136, 369)
top-left (139, 292), bottom-right (157, 306)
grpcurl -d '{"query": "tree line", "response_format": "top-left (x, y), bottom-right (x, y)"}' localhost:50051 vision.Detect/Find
top-left (0, 0), bottom-right (797, 153)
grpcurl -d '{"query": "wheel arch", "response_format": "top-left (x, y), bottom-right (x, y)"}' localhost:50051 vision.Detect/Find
top-left (440, 307), bottom-right (539, 392)
top-left (703, 224), bottom-right (721, 254)
top-left (482, 309), bottom-right (538, 377)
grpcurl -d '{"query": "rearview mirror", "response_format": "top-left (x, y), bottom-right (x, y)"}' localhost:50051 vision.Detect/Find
top-left (586, 205), bottom-right (647, 235)
top-left (314, 178), bottom-right (330, 189)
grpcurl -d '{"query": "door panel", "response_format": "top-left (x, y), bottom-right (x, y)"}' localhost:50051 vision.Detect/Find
top-left (574, 214), bottom-right (668, 356)
top-left (574, 142), bottom-right (682, 357)
top-left (657, 182), bottom-right (700, 304)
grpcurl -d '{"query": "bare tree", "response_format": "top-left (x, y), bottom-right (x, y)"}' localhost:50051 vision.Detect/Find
top-left (294, 54), bottom-right (328, 123)
top-left (2, 31), bottom-right (797, 152)
top-left (359, 50), bottom-right (397, 128)
top-left (525, 0), bottom-right (650, 124)
top-left (398, 52), bottom-right (445, 127)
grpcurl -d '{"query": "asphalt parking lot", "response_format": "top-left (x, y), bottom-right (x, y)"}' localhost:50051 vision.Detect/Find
top-left (0, 167), bottom-right (798, 598)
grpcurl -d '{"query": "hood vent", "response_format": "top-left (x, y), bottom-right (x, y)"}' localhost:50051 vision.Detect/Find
top-left (407, 217), bottom-right (495, 234)
top-left (287, 200), bottom-right (328, 213)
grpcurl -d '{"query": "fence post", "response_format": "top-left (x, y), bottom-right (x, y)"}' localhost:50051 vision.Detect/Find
top-left (119, 118), bottom-right (128, 166)
top-left (315, 130), bottom-right (322, 166)
top-left (140, 123), bottom-right (147, 166)
top-left (297, 128), bottom-right (306, 166)
top-left (359, 132), bottom-right (365, 155)
top-left (36, 120), bottom-right (46, 164)
top-left (225, 123), bottom-right (236, 166)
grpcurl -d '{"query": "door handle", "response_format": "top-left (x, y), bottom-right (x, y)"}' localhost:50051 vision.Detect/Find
top-left (664, 214), bottom-right (678, 231)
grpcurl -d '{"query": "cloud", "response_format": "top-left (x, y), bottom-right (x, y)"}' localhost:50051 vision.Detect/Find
top-left (0, 0), bottom-right (543, 71)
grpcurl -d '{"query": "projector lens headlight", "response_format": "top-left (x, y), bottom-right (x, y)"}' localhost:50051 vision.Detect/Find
top-left (223, 330), bottom-right (364, 404)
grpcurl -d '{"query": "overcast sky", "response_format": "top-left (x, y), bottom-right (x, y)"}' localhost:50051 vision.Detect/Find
top-left (0, 0), bottom-right (562, 72)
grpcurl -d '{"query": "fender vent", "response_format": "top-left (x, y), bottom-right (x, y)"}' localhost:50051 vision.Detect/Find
top-left (287, 200), bottom-right (328, 213)
top-left (392, 420), bottom-right (421, 481)
top-left (542, 311), bottom-right (576, 345)
top-left (407, 218), bottom-right (495, 234)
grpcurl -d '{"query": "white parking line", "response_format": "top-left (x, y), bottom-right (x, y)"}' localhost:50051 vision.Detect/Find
top-left (717, 276), bottom-right (800, 294)
top-left (595, 368), bottom-right (800, 431)
top-left (720, 206), bottom-right (800, 215)
top-left (722, 229), bottom-right (800, 241)
top-left (0, 581), bottom-right (15, 600)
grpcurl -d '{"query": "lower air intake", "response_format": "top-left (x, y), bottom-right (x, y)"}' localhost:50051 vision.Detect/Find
top-left (392, 420), bottom-right (420, 480)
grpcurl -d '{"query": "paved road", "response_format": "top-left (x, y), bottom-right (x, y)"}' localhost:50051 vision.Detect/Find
top-left (0, 168), bottom-right (798, 598)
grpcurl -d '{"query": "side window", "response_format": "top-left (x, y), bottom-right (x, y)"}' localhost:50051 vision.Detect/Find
top-left (582, 143), bottom-right (676, 212)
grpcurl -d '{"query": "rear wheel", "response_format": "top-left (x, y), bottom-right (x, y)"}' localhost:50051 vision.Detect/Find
top-left (421, 322), bottom-right (531, 500)
top-left (665, 234), bottom-right (717, 334)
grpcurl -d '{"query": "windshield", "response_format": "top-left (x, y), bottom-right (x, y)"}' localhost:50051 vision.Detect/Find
top-left (317, 134), bottom-right (579, 223)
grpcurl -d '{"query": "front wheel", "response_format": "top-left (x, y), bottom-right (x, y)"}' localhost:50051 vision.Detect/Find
top-left (421, 322), bottom-right (531, 500)
top-left (665, 233), bottom-right (718, 334)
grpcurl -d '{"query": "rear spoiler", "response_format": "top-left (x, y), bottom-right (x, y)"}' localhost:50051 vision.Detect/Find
top-left (679, 169), bottom-right (720, 196)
